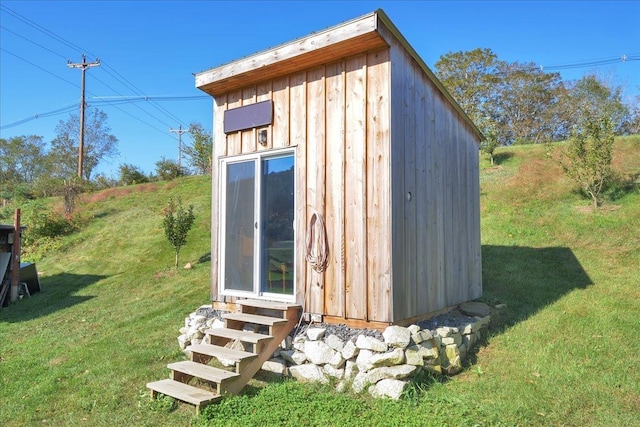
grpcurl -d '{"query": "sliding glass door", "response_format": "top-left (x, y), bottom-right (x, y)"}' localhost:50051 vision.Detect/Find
top-left (223, 161), bottom-right (255, 292)
top-left (221, 150), bottom-right (295, 299)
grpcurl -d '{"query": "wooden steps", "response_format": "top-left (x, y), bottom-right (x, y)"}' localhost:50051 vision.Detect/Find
top-left (168, 360), bottom-right (238, 385)
top-left (187, 343), bottom-right (257, 373)
top-left (148, 299), bottom-right (301, 413)
top-left (222, 312), bottom-right (288, 327)
top-left (237, 299), bottom-right (301, 312)
top-left (146, 379), bottom-right (221, 415)
top-left (205, 327), bottom-right (273, 353)
top-left (205, 327), bottom-right (273, 344)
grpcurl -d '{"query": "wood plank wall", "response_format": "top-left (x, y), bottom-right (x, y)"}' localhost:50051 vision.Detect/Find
top-left (211, 49), bottom-right (393, 323)
top-left (388, 37), bottom-right (482, 321)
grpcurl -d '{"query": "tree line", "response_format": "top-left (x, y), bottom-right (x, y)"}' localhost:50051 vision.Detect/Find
top-left (3, 47), bottom-right (637, 208)
top-left (434, 48), bottom-right (637, 209)
top-left (434, 48), bottom-right (639, 147)
top-left (0, 109), bottom-right (212, 205)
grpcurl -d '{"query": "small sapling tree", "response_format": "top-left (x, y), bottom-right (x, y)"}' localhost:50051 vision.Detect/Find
top-left (162, 197), bottom-right (195, 268)
top-left (480, 128), bottom-right (500, 165)
top-left (552, 115), bottom-right (614, 209)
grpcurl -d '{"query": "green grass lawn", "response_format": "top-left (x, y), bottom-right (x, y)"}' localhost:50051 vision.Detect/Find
top-left (1, 137), bottom-right (639, 426)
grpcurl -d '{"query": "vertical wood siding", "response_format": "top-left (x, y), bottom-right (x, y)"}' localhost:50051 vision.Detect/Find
top-left (210, 40), bottom-right (480, 323)
top-left (344, 55), bottom-right (368, 320)
top-left (211, 50), bottom-right (393, 322)
top-left (365, 50), bottom-right (392, 322)
top-left (324, 62), bottom-right (346, 318)
top-left (305, 68), bottom-right (326, 315)
top-left (388, 38), bottom-right (482, 321)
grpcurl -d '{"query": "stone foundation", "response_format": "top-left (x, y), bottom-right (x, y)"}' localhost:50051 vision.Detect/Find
top-left (178, 302), bottom-right (491, 400)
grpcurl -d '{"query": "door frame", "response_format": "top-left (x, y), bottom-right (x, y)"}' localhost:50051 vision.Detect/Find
top-left (218, 147), bottom-right (296, 302)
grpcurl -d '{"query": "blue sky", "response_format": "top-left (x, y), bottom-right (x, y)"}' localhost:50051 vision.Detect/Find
top-left (1, 1), bottom-right (639, 177)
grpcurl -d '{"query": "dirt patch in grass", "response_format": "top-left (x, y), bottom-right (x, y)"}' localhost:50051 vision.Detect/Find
top-left (82, 183), bottom-right (159, 204)
top-left (153, 269), bottom-right (177, 280)
top-left (502, 156), bottom-right (567, 203)
top-left (48, 356), bottom-right (67, 366)
top-left (612, 137), bottom-right (640, 174)
top-left (574, 204), bottom-right (622, 214)
top-left (484, 165), bottom-right (504, 173)
top-left (163, 181), bottom-right (178, 190)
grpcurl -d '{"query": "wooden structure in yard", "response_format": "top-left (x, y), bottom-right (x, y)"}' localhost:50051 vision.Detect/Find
top-left (196, 9), bottom-right (482, 327)
top-left (149, 9), bottom-right (483, 413)
top-left (0, 209), bottom-right (37, 306)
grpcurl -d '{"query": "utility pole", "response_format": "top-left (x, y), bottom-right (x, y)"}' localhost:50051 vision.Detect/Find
top-left (68, 54), bottom-right (100, 179)
top-left (169, 125), bottom-right (188, 169)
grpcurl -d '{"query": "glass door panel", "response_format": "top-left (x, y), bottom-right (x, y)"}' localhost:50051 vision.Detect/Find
top-left (260, 155), bottom-right (295, 295)
top-left (224, 160), bottom-right (255, 292)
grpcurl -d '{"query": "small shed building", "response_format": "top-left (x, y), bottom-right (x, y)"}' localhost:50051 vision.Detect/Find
top-left (195, 9), bottom-right (482, 327)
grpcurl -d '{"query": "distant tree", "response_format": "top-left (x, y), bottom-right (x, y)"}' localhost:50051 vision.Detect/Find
top-left (92, 173), bottom-right (118, 190)
top-left (624, 95), bottom-right (640, 135)
top-left (434, 48), bottom-right (500, 135)
top-left (118, 163), bottom-right (149, 185)
top-left (488, 61), bottom-right (565, 145)
top-left (0, 135), bottom-right (49, 201)
top-left (30, 176), bottom-right (66, 199)
top-left (162, 197), bottom-right (195, 268)
top-left (436, 49), bottom-right (577, 145)
top-left (155, 157), bottom-right (188, 181)
top-left (561, 74), bottom-right (629, 135)
top-left (552, 115), bottom-right (615, 209)
top-left (184, 122), bottom-right (213, 175)
top-left (0, 135), bottom-right (49, 183)
top-left (50, 108), bottom-right (119, 180)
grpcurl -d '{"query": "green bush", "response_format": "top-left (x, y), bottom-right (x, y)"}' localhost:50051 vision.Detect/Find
top-left (28, 210), bottom-right (77, 239)
top-left (118, 163), bottom-right (149, 185)
top-left (91, 173), bottom-right (118, 190)
top-left (155, 157), bottom-right (188, 181)
top-left (19, 200), bottom-right (80, 260)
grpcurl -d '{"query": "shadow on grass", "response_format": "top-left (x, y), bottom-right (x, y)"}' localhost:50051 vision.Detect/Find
top-left (198, 252), bottom-right (211, 263)
top-left (0, 272), bottom-right (106, 323)
top-left (91, 208), bottom-right (117, 219)
top-left (481, 245), bottom-right (593, 331)
top-left (493, 151), bottom-right (514, 165)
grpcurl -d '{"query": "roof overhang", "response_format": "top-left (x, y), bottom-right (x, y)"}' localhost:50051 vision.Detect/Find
top-left (195, 9), bottom-right (482, 141)
top-left (195, 11), bottom-right (387, 97)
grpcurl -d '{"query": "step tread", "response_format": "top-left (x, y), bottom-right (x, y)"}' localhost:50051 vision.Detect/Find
top-left (147, 379), bottom-right (221, 406)
top-left (168, 360), bottom-right (238, 383)
top-left (187, 343), bottom-right (257, 362)
top-left (237, 299), bottom-right (301, 311)
top-left (222, 312), bottom-right (288, 326)
top-left (205, 327), bottom-right (273, 344)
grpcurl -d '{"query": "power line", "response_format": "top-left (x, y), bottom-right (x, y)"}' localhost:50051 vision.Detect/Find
top-left (541, 55), bottom-right (640, 71)
top-left (90, 95), bottom-right (209, 101)
top-left (0, 25), bottom-right (68, 59)
top-left (0, 4), bottom-right (90, 57)
top-left (89, 72), bottom-right (176, 130)
top-left (0, 95), bottom-right (209, 130)
top-left (0, 47), bottom-right (78, 88)
top-left (0, 5), bottom-right (192, 135)
top-left (101, 63), bottom-right (187, 126)
top-left (0, 50), bottom-right (175, 138)
top-left (480, 55), bottom-right (640, 78)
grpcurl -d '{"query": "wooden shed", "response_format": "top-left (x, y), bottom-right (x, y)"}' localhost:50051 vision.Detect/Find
top-left (195, 9), bottom-right (482, 327)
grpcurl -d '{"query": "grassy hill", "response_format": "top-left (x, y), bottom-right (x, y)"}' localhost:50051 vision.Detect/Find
top-left (1, 136), bottom-right (639, 426)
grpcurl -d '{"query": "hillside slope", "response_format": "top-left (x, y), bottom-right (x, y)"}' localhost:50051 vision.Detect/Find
top-left (1, 137), bottom-right (639, 426)
top-left (1, 176), bottom-right (214, 426)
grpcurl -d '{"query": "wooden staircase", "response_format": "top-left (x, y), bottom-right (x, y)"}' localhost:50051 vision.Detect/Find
top-left (147, 299), bottom-right (301, 414)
